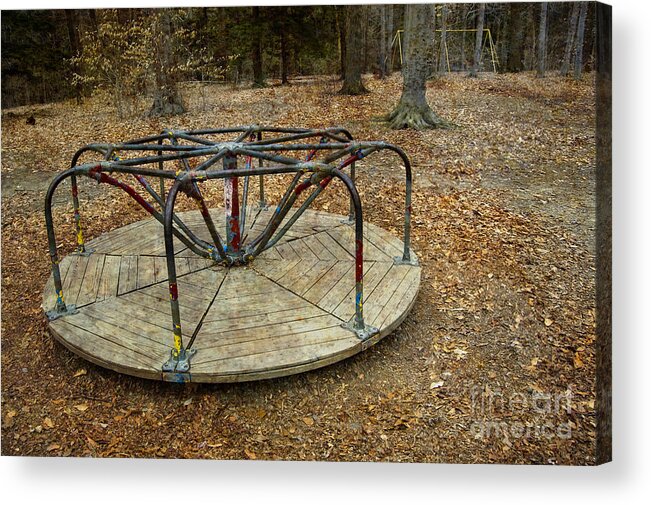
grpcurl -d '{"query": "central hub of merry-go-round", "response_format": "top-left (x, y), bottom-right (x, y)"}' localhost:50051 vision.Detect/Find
top-left (42, 126), bottom-right (421, 382)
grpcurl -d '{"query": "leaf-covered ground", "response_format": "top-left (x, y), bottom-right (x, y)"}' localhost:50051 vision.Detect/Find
top-left (1, 72), bottom-right (596, 464)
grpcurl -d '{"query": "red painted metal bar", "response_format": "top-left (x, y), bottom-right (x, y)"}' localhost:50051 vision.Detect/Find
top-left (223, 152), bottom-right (241, 253)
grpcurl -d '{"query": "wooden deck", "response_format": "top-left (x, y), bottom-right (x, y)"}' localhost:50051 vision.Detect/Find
top-left (42, 207), bottom-right (421, 382)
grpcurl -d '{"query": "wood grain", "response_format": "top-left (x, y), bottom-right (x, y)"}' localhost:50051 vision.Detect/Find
top-left (43, 208), bottom-right (420, 382)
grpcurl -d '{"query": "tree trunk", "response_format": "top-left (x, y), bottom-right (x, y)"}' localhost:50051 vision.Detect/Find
top-left (339, 5), bottom-right (368, 95)
top-left (336, 6), bottom-right (346, 80)
top-left (537, 3), bottom-right (548, 77)
top-left (385, 4), bottom-right (451, 130)
top-left (505, 3), bottom-right (525, 72)
top-left (386, 5), bottom-right (394, 73)
top-left (251, 7), bottom-right (266, 88)
top-left (438, 4), bottom-right (449, 74)
top-left (65, 9), bottom-right (82, 103)
top-left (378, 5), bottom-right (387, 78)
top-left (560, 2), bottom-right (580, 76)
top-left (429, 4), bottom-right (437, 77)
top-left (574, 2), bottom-right (589, 80)
top-left (461, 9), bottom-right (467, 70)
top-left (149, 9), bottom-right (185, 117)
top-left (280, 30), bottom-right (289, 84)
top-left (87, 9), bottom-right (98, 32)
top-left (469, 3), bottom-right (486, 77)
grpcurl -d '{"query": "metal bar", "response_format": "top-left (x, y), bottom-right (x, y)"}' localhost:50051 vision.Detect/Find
top-left (246, 170), bottom-right (305, 253)
top-left (380, 144), bottom-right (414, 263)
top-left (256, 131), bottom-right (266, 208)
top-left (188, 183), bottom-right (230, 263)
top-left (163, 179), bottom-right (185, 358)
top-left (131, 173), bottom-right (217, 258)
top-left (263, 176), bottom-right (329, 251)
top-left (223, 152), bottom-right (241, 253)
top-left (239, 148), bottom-right (254, 239)
top-left (69, 146), bottom-right (107, 255)
top-left (330, 168), bottom-right (365, 331)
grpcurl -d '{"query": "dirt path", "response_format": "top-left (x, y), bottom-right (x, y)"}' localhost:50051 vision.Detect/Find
top-left (1, 72), bottom-right (597, 464)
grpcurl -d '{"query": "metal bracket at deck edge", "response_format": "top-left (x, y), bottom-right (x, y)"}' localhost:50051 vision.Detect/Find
top-left (162, 348), bottom-right (197, 374)
top-left (73, 247), bottom-right (95, 257)
top-left (342, 320), bottom-right (379, 342)
top-left (393, 255), bottom-right (419, 267)
top-left (45, 304), bottom-right (79, 321)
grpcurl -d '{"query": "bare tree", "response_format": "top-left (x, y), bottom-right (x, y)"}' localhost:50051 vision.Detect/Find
top-left (560, 2), bottom-right (580, 76)
top-left (469, 3), bottom-right (486, 77)
top-left (149, 9), bottom-right (185, 117)
top-left (340, 5), bottom-right (368, 95)
top-left (65, 10), bottom-right (82, 103)
top-left (385, 5), bottom-right (394, 74)
top-left (574, 2), bottom-right (589, 80)
top-left (438, 4), bottom-right (449, 74)
top-left (378, 5), bottom-right (387, 78)
top-left (251, 6), bottom-right (266, 88)
top-left (505, 3), bottom-right (526, 72)
top-left (385, 4), bottom-right (451, 129)
top-left (537, 2), bottom-right (548, 77)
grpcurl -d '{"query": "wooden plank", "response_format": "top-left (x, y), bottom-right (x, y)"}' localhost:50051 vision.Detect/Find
top-left (275, 241), bottom-right (300, 262)
top-left (252, 257), bottom-right (302, 282)
top-left (370, 265), bottom-right (420, 329)
top-left (76, 253), bottom-right (105, 307)
top-left (117, 290), bottom-right (206, 330)
top-left (194, 319), bottom-right (353, 362)
top-left (61, 254), bottom-right (91, 306)
top-left (195, 304), bottom-right (325, 337)
top-left (363, 264), bottom-right (411, 327)
top-left (117, 255), bottom-right (138, 295)
top-left (153, 256), bottom-right (167, 283)
top-left (326, 226), bottom-right (389, 261)
top-left (364, 222), bottom-right (405, 259)
top-left (301, 234), bottom-right (337, 261)
top-left (87, 219), bottom-right (156, 253)
top-left (192, 326), bottom-right (358, 374)
top-left (332, 260), bottom-right (393, 321)
top-left (204, 290), bottom-right (312, 322)
top-left (82, 298), bottom-right (176, 348)
top-left (257, 246), bottom-right (283, 261)
top-left (288, 237), bottom-right (320, 263)
top-left (288, 260), bottom-right (337, 296)
top-left (50, 317), bottom-right (162, 368)
top-left (96, 255), bottom-right (121, 301)
top-left (137, 255), bottom-right (156, 289)
top-left (45, 207), bottom-right (421, 383)
top-left (315, 230), bottom-right (354, 259)
top-left (303, 260), bottom-right (352, 305)
top-left (197, 313), bottom-right (339, 351)
top-left (314, 262), bottom-right (356, 314)
top-left (42, 254), bottom-right (74, 309)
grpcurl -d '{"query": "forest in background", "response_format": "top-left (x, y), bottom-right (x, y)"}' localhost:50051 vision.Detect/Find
top-left (1, 3), bottom-right (596, 111)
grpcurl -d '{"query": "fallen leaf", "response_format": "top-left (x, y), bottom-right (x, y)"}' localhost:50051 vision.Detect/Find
top-left (183, 398), bottom-right (193, 406)
top-left (544, 318), bottom-right (553, 327)
top-left (430, 381), bottom-right (444, 389)
top-left (302, 416), bottom-right (314, 426)
top-left (74, 404), bottom-right (89, 412)
top-left (574, 352), bottom-right (584, 368)
top-left (43, 417), bottom-right (54, 429)
top-left (244, 448), bottom-right (257, 460)
top-left (46, 443), bottom-right (61, 452)
top-left (73, 369), bottom-right (87, 377)
top-left (453, 348), bottom-right (468, 359)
